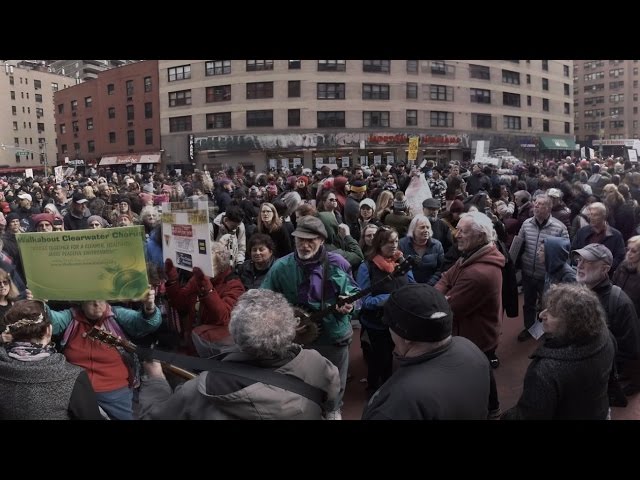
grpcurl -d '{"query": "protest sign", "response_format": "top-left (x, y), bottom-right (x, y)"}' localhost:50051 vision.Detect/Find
top-left (17, 226), bottom-right (148, 301)
top-left (161, 200), bottom-right (213, 277)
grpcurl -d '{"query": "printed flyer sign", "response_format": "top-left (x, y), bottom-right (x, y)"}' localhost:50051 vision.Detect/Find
top-left (161, 200), bottom-right (213, 277)
top-left (17, 226), bottom-right (149, 301)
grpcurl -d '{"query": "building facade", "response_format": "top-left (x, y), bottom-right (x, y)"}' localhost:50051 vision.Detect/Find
top-left (159, 60), bottom-right (575, 173)
top-left (573, 60), bottom-right (640, 157)
top-left (0, 61), bottom-right (73, 174)
top-left (49, 60), bottom-right (139, 83)
top-left (54, 60), bottom-right (161, 172)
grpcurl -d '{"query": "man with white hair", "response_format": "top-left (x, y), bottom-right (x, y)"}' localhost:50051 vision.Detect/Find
top-left (436, 211), bottom-right (505, 418)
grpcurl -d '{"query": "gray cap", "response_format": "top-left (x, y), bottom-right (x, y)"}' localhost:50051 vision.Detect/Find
top-left (292, 216), bottom-right (327, 240)
top-left (572, 244), bottom-right (613, 266)
top-left (422, 198), bottom-right (441, 209)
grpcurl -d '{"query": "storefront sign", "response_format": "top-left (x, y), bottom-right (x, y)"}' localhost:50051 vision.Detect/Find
top-left (369, 134), bottom-right (464, 146)
top-left (188, 134), bottom-right (195, 161)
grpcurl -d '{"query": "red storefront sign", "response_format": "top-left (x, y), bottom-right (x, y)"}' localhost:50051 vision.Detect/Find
top-left (367, 134), bottom-right (462, 145)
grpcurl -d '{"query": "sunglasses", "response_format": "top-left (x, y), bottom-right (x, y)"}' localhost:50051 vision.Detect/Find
top-left (0, 280), bottom-right (10, 287)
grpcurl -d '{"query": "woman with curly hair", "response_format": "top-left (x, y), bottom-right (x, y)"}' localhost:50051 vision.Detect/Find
top-left (502, 283), bottom-right (615, 420)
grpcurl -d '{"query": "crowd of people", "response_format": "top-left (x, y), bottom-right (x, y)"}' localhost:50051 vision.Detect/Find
top-left (2, 153), bottom-right (640, 419)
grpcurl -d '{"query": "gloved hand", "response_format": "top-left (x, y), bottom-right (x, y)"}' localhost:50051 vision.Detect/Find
top-left (164, 258), bottom-right (179, 284)
top-left (192, 267), bottom-right (213, 296)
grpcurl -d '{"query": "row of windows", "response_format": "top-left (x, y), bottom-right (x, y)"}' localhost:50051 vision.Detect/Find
top-left (166, 82), bottom-right (572, 105)
top-left (58, 77), bottom-right (153, 109)
top-left (166, 61), bottom-right (570, 82)
top-left (59, 129), bottom-right (154, 154)
top-left (10, 105), bottom-right (45, 117)
top-left (12, 121), bottom-right (45, 132)
top-left (8, 76), bottom-right (61, 91)
top-left (168, 110), bottom-right (571, 133)
top-left (59, 103), bottom-right (153, 131)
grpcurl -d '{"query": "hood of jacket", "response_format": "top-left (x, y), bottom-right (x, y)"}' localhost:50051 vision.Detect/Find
top-left (460, 242), bottom-right (505, 269)
top-left (543, 236), bottom-right (571, 275)
top-left (317, 211), bottom-right (339, 245)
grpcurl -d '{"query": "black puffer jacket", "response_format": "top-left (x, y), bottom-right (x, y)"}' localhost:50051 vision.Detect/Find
top-left (502, 330), bottom-right (614, 420)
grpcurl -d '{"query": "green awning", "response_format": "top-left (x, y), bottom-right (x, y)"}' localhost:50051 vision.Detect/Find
top-left (539, 136), bottom-right (577, 150)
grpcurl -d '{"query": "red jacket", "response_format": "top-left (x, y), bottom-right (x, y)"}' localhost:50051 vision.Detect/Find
top-left (435, 243), bottom-right (505, 353)
top-left (166, 268), bottom-right (245, 344)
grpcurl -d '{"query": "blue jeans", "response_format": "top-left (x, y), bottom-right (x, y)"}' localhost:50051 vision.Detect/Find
top-left (522, 274), bottom-right (545, 329)
top-left (309, 339), bottom-right (351, 412)
top-left (95, 387), bottom-right (134, 420)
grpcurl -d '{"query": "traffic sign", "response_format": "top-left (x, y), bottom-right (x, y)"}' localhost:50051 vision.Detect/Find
top-left (16, 151), bottom-right (30, 156)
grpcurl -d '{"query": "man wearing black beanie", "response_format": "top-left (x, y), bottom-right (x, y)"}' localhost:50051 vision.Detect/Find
top-left (361, 284), bottom-right (490, 420)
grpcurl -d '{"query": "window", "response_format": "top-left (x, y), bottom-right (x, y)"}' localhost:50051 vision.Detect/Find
top-left (564, 65), bottom-right (570, 77)
top-left (470, 88), bottom-right (491, 103)
top-left (527, 95), bottom-right (532, 106)
top-left (126, 80), bottom-right (134, 96)
top-left (472, 113), bottom-right (492, 129)
top-left (86, 118), bottom-right (94, 130)
top-left (60, 124), bottom-right (66, 134)
top-left (10, 91), bottom-right (15, 100)
top-left (168, 89), bottom-right (192, 106)
top-left (51, 82), bottom-right (58, 92)
top-left (127, 105), bottom-right (134, 120)
top-left (71, 100), bottom-right (78, 111)
top-left (564, 102), bottom-right (570, 114)
top-left (430, 111), bottom-right (453, 127)
top-left (9, 76), bottom-right (14, 85)
top-left (611, 107), bottom-right (624, 116)
top-left (246, 82), bottom-right (273, 99)
top-left (72, 121), bottom-right (79, 132)
top-left (504, 115), bottom-right (521, 130)
top-left (610, 93), bottom-right (624, 103)
top-left (317, 111), bottom-right (345, 128)
top-left (502, 70), bottom-right (520, 85)
top-left (206, 85), bottom-right (231, 102)
top-left (363, 60), bottom-right (390, 73)
top-left (288, 109), bottom-right (301, 127)
top-left (289, 60), bottom-right (301, 69)
top-left (288, 81), bottom-right (301, 98)
top-left (58, 104), bottom-right (64, 114)
top-left (407, 60), bottom-right (418, 74)
top-left (85, 96), bottom-right (92, 107)
top-left (318, 60), bottom-right (346, 72)
top-left (126, 130), bottom-right (134, 146)
top-left (469, 64), bottom-right (490, 80)
top-left (74, 143), bottom-right (80, 155)
top-left (12, 121), bottom-right (18, 131)
top-left (542, 78), bottom-right (549, 91)
top-left (431, 61), bottom-right (450, 75)
top-left (430, 85), bottom-right (453, 101)
top-left (169, 116), bottom-right (192, 132)
top-left (107, 84), bottom-right (114, 95)
top-left (317, 83), bottom-right (345, 99)
top-left (88, 140), bottom-right (95, 153)
top-left (61, 144), bottom-right (67, 154)
top-left (35, 94), bottom-right (42, 103)
top-left (564, 83), bottom-right (570, 96)
top-left (246, 110), bottom-right (273, 127)
top-left (145, 129), bottom-right (153, 145)
top-left (406, 82), bottom-right (418, 99)
top-left (37, 123), bottom-right (44, 134)
top-left (109, 132), bottom-right (116, 143)
top-left (565, 122), bottom-right (571, 134)
top-left (406, 110), bottom-right (417, 126)
top-left (108, 107), bottom-right (115, 119)
top-left (527, 117), bottom-right (532, 128)
top-left (363, 84), bottom-right (390, 100)
top-left (35, 108), bottom-right (43, 118)
top-left (144, 76), bottom-right (152, 92)
top-left (206, 60), bottom-right (231, 76)
top-left (363, 111), bottom-right (390, 127)
top-left (542, 60), bottom-right (549, 71)
top-left (543, 98), bottom-right (549, 111)
top-left (33, 79), bottom-right (42, 90)
top-left (543, 119), bottom-right (549, 132)
top-left (168, 65), bottom-right (191, 82)
top-left (246, 60), bottom-right (273, 71)
top-left (207, 112), bottom-right (232, 129)
top-left (145, 103), bottom-right (152, 118)
top-left (11, 106), bottom-right (16, 116)
top-left (503, 92), bottom-right (521, 107)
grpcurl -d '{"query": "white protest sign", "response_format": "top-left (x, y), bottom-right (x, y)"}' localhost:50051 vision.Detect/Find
top-left (161, 200), bottom-right (214, 277)
top-left (24, 168), bottom-right (33, 178)
top-left (629, 149), bottom-right (638, 162)
top-left (54, 166), bottom-right (64, 184)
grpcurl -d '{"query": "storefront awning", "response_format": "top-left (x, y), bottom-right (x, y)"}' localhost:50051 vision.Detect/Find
top-left (539, 136), bottom-right (577, 150)
top-left (99, 153), bottom-right (161, 166)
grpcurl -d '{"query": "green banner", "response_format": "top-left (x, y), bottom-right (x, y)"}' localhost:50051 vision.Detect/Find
top-left (16, 226), bottom-right (149, 301)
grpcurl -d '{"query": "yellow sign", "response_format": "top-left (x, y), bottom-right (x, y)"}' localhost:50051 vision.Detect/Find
top-left (408, 136), bottom-right (419, 161)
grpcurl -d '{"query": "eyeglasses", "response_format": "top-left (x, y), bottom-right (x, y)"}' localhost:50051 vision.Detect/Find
top-left (327, 198), bottom-right (337, 202)
top-left (0, 280), bottom-right (10, 287)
